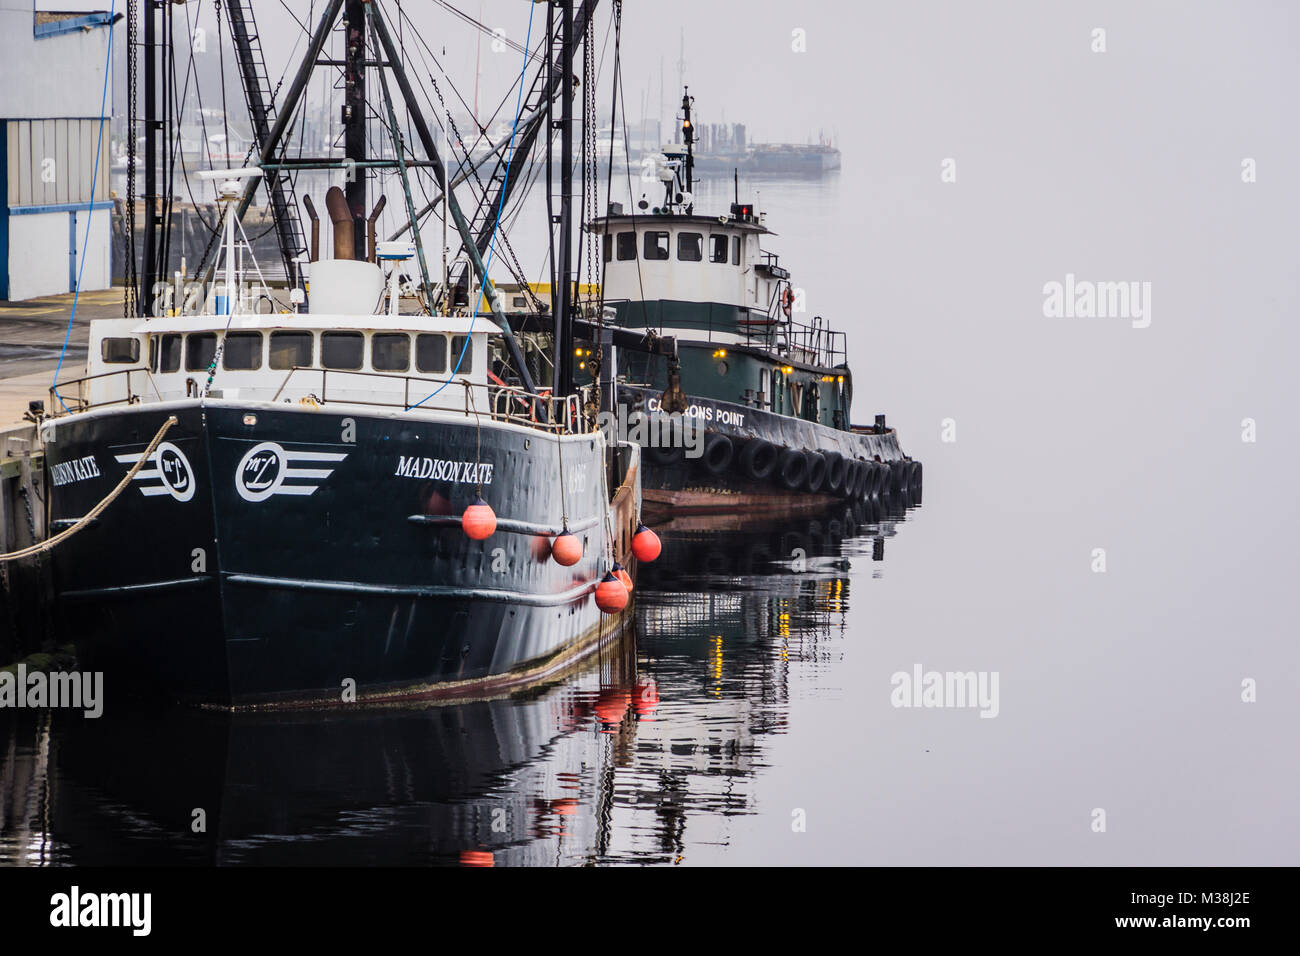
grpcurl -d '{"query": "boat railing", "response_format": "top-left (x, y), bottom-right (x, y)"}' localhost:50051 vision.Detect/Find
top-left (46, 366), bottom-right (586, 434)
top-left (47, 366), bottom-right (158, 416)
top-left (269, 366), bottom-right (586, 433)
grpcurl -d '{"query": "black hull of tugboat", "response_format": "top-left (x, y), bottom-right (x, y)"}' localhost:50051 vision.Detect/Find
top-left (42, 401), bottom-right (633, 707)
top-left (617, 385), bottom-right (921, 515)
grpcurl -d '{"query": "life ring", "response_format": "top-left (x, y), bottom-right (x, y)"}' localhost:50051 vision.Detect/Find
top-left (804, 452), bottom-right (827, 493)
top-left (701, 433), bottom-right (734, 475)
top-left (822, 451), bottom-right (846, 495)
top-left (781, 287), bottom-right (794, 318)
top-left (778, 448), bottom-right (807, 490)
top-left (738, 438), bottom-right (779, 481)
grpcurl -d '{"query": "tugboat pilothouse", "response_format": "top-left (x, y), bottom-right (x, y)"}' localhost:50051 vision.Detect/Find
top-left (590, 91), bottom-right (921, 515)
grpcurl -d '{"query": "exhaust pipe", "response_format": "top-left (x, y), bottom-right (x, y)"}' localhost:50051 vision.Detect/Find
top-left (325, 186), bottom-right (355, 261)
top-left (301, 194), bottom-right (320, 262)
top-left (366, 195), bottom-right (387, 263)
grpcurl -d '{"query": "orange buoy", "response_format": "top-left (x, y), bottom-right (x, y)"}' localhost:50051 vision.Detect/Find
top-left (612, 561), bottom-right (633, 593)
top-left (594, 571), bottom-right (629, 613)
top-left (631, 524), bottom-right (661, 563)
top-left (594, 688), bottom-right (632, 731)
top-left (461, 496), bottom-right (497, 540)
top-left (552, 530), bottom-right (583, 566)
top-left (459, 850), bottom-right (495, 867)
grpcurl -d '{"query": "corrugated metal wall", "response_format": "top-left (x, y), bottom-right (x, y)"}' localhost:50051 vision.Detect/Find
top-left (4, 119), bottom-right (109, 209)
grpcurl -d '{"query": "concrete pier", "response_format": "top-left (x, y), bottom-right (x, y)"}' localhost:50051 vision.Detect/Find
top-left (0, 288), bottom-right (115, 662)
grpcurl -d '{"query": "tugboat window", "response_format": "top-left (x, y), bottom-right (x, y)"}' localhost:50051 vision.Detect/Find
top-left (185, 332), bottom-right (217, 372)
top-left (450, 335), bottom-right (474, 373)
top-left (372, 333), bottom-right (410, 372)
top-left (101, 337), bottom-right (139, 364)
top-left (222, 331), bottom-right (263, 370)
top-left (159, 334), bottom-right (182, 373)
top-left (644, 231), bottom-right (670, 260)
top-left (732, 236), bottom-right (741, 265)
top-left (710, 235), bottom-right (729, 263)
top-left (603, 233), bottom-right (612, 261)
top-left (678, 232), bottom-right (703, 261)
top-left (416, 333), bottom-right (448, 373)
top-left (269, 331), bottom-right (314, 370)
top-left (322, 331), bottom-right (365, 370)
top-left (616, 231), bottom-right (637, 260)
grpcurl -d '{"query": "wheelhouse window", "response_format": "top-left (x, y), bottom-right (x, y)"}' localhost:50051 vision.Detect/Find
top-left (709, 235), bottom-right (729, 263)
top-left (677, 232), bottom-right (703, 262)
top-left (222, 331), bottom-right (263, 371)
top-left (322, 331), bottom-right (364, 370)
top-left (101, 337), bottom-right (139, 364)
top-left (269, 331), bottom-right (313, 370)
top-left (185, 332), bottom-right (217, 372)
top-left (371, 333), bottom-right (410, 372)
top-left (158, 334), bottom-right (182, 373)
top-left (616, 231), bottom-right (637, 260)
top-left (415, 333), bottom-right (447, 374)
top-left (732, 236), bottom-right (741, 265)
top-left (644, 231), bottom-right (669, 260)
top-left (450, 335), bottom-right (474, 373)
top-left (603, 233), bottom-right (612, 261)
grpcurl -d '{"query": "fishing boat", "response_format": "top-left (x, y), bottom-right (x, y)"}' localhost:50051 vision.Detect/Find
top-left (36, 0), bottom-right (648, 707)
top-left (589, 92), bottom-right (921, 515)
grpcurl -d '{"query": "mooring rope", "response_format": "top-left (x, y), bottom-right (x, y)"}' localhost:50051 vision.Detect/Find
top-left (0, 416), bottom-right (178, 564)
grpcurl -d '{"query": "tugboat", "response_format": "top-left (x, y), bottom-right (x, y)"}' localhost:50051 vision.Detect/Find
top-left (36, 1), bottom-right (647, 707)
top-left (589, 90), bottom-right (921, 515)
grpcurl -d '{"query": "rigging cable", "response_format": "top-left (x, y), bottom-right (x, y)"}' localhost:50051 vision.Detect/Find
top-left (408, 0), bottom-right (537, 410)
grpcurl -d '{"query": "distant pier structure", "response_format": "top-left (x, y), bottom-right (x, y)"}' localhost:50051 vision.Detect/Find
top-left (0, 6), bottom-right (116, 301)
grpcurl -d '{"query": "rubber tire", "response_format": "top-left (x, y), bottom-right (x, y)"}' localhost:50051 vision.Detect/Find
top-left (888, 459), bottom-right (906, 496)
top-left (804, 452), bottom-right (827, 493)
top-left (645, 442), bottom-right (682, 466)
top-left (738, 438), bottom-right (778, 482)
top-left (823, 452), bottom-right (846, 495)
top-left (907, 460), bottom-right (923, 504)
top-left (843, 461), bottom-right (863, 498)
top-left (867, 462), bottom-right (886, 499)
top-left (701, 433), bottom-right (734, 475)
top-left (778, 448), bottom-right (808, 490)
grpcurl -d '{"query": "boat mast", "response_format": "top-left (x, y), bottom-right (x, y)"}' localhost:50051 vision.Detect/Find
top-left (681, 87), bottom-right (695, 212)
top-left (554, 0), bottom-right (576, 398)
top-left (140, 0), bottom-right (162, 316)
top-left (343, 0), bottom-right (368, 255)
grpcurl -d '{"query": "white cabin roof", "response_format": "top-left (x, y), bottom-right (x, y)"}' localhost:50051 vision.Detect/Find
top-left (130, 313), bottom-right (492, 336)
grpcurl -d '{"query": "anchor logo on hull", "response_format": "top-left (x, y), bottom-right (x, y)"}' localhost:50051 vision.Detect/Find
top-left (115, 441), bottom-right (196, 502)
top-left (235, 442), bottom-right (348, 502)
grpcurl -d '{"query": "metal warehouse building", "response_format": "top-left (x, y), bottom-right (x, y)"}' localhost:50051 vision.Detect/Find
top-left (1, 5), bottom-right (116, 301)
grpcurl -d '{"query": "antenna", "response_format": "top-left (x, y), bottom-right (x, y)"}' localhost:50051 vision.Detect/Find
top-left (198, 167), bottom-right (264, 315)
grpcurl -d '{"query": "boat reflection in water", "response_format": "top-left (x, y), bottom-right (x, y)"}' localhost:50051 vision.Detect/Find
top-left (0, 497), bottom-right (917, 865)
